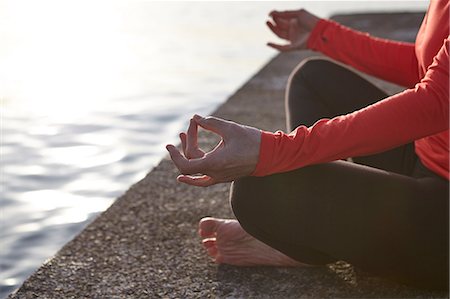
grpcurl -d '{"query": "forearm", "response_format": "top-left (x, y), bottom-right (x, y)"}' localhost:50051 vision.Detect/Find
top-left (253, 92), bottom-right (447, 176)
top-left (307, 19), bottom-right (420, 87)
top-left (253, 38), bottom-right (449, 177)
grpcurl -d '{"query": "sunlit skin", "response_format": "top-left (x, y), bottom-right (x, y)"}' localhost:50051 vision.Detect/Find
top-left (198, 218), bottom-right (308, 266)
top-left (166, 9), bottom-right (321, 267)
top-left (166, 115), bottom-right (261, 187)
top-left (167, 117), bottom-right (308, 266)
top-left (266, 9), bottom-right (320, 51)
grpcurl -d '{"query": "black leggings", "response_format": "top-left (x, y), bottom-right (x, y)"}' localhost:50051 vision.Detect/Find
top-left (231, 59), bottom-right (449, 290)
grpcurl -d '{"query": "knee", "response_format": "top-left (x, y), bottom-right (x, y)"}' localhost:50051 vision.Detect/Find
top-left (286, 58), bottom-right (336, 122)
top-left (229, 177), bottom-right (260, 223)
top-left (285, 58), bottom-right (341, 128)
top-left (287, 57), bottom-right (335, 88)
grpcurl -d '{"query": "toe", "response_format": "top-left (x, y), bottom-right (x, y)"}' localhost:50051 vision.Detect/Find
top-left (207, 246), bottom-right (218, 257)
top-left (201, 238), bottom-right (218, 258)
top-left (198, 228), bottom-right (215, 239)
top-left (214, 253), bottom-right (225, 264)
top-left (202, 238), bottom-right (216, 249)
top-left (198, 217), bottom-right (222, 238)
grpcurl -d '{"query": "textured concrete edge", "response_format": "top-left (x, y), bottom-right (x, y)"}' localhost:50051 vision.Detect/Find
top-left (9, 12), bottom-right (449, 299)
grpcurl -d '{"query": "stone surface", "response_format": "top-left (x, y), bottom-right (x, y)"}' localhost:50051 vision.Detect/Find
top-left (9, 12), bottom-right (448, 298)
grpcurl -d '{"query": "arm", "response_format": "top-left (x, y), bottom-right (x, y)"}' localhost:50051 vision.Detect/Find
top-left (253, 38), bottom-right (449, 176)
top-left (168, 39), bottom-right (448, 185)
top-left (267, 10), bottom-right (420, 87)
top-left (307, 19), bottom-right (419, 87)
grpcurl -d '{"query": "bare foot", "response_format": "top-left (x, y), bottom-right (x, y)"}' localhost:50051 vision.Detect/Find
top-left (198, 217), bottom-right (307, 267)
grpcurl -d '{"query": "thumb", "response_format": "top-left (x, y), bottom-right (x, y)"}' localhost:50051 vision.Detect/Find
top-left (193, 115), bottom-right (231, 137)
top-left (267, 42), bottom-right (294, 52)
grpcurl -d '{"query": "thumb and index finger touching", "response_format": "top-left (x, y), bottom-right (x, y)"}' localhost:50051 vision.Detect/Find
top-left (192, 114), bottom-right (231, 138)
top-left (180, 114), bottom-right (225, 157)
top-left (166, 114), bottom-right (230, 174)
top-left (166, 143), bottom-right (205, 175)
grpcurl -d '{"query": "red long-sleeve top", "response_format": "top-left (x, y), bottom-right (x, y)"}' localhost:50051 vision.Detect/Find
top-left (253, 0), bottom-right (449, 180)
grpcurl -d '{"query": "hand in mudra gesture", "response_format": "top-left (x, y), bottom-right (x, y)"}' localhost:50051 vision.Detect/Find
top-left (267, 9), bottom-right (320, 51)
top-left (166, 115), bottom-right (261, 187)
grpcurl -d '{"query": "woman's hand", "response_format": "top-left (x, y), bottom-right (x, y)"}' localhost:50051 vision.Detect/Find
top-left (267, 9), bottom-right (321, 51)
top-left (166, 115), bottom-right (261, 187)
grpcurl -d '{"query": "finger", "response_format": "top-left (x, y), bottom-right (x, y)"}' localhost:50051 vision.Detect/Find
top-left (266, 21), bottom-right (288, 39)
top-left (269, 10), bottom-right (301, 19)
top-left (166, 144), bottom-right (203, 174)
top-left (186, 118), bottom-right (201, 158)
top-left (179, 132), bottom-right (187, 156)
top-left (177, 174), bottom-right (217, 187)
top-left (267, 42), bottom-right (295, 52)
top-left (270, 15), bottom-right (291, 31)
top-left (193, 115), bottom-right (231, 138)
top-left (166, 144), bottom-right (187, 170)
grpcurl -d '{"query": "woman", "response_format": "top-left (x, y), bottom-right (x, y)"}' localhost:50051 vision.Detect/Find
top-left (166, 0), bottom-right (449, 289)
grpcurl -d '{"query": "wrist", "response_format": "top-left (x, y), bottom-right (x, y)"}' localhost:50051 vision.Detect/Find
top-left (251, 130), bottom-right (276, 177)
top-left (306, 18), bottom-right (332, 50)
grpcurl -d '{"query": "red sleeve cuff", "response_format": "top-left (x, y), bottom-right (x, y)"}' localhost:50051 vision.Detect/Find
top-left (251, 130), bottom-right (276, 177)
top-left (307, 18), bottom-right (337, 51)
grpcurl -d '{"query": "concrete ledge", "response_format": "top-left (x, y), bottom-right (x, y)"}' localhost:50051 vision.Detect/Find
top-left (10, 12), bottom-right (448, 298)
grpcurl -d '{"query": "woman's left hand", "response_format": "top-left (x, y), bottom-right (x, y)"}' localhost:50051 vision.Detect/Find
top-left (266, 9), bottom-right (320, 51)
top-left (166, 115), bottom-right (261, 187)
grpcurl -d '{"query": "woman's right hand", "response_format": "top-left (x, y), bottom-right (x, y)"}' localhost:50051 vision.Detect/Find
top-left (267, 9), bottom-right (321, 52)
top-left (166, 115), bottom-right (261, 187)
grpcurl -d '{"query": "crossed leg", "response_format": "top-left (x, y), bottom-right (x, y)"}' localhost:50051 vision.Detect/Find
top-left (198, 58), bottom-right (392, 269)
top-left (198, 161), bottom-right (448, 289)
top-left (197, 59), bottom-right (448, 289)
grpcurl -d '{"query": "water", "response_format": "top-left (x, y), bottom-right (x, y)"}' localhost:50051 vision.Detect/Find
top-left (0, 1), bottom-right (427, 297)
